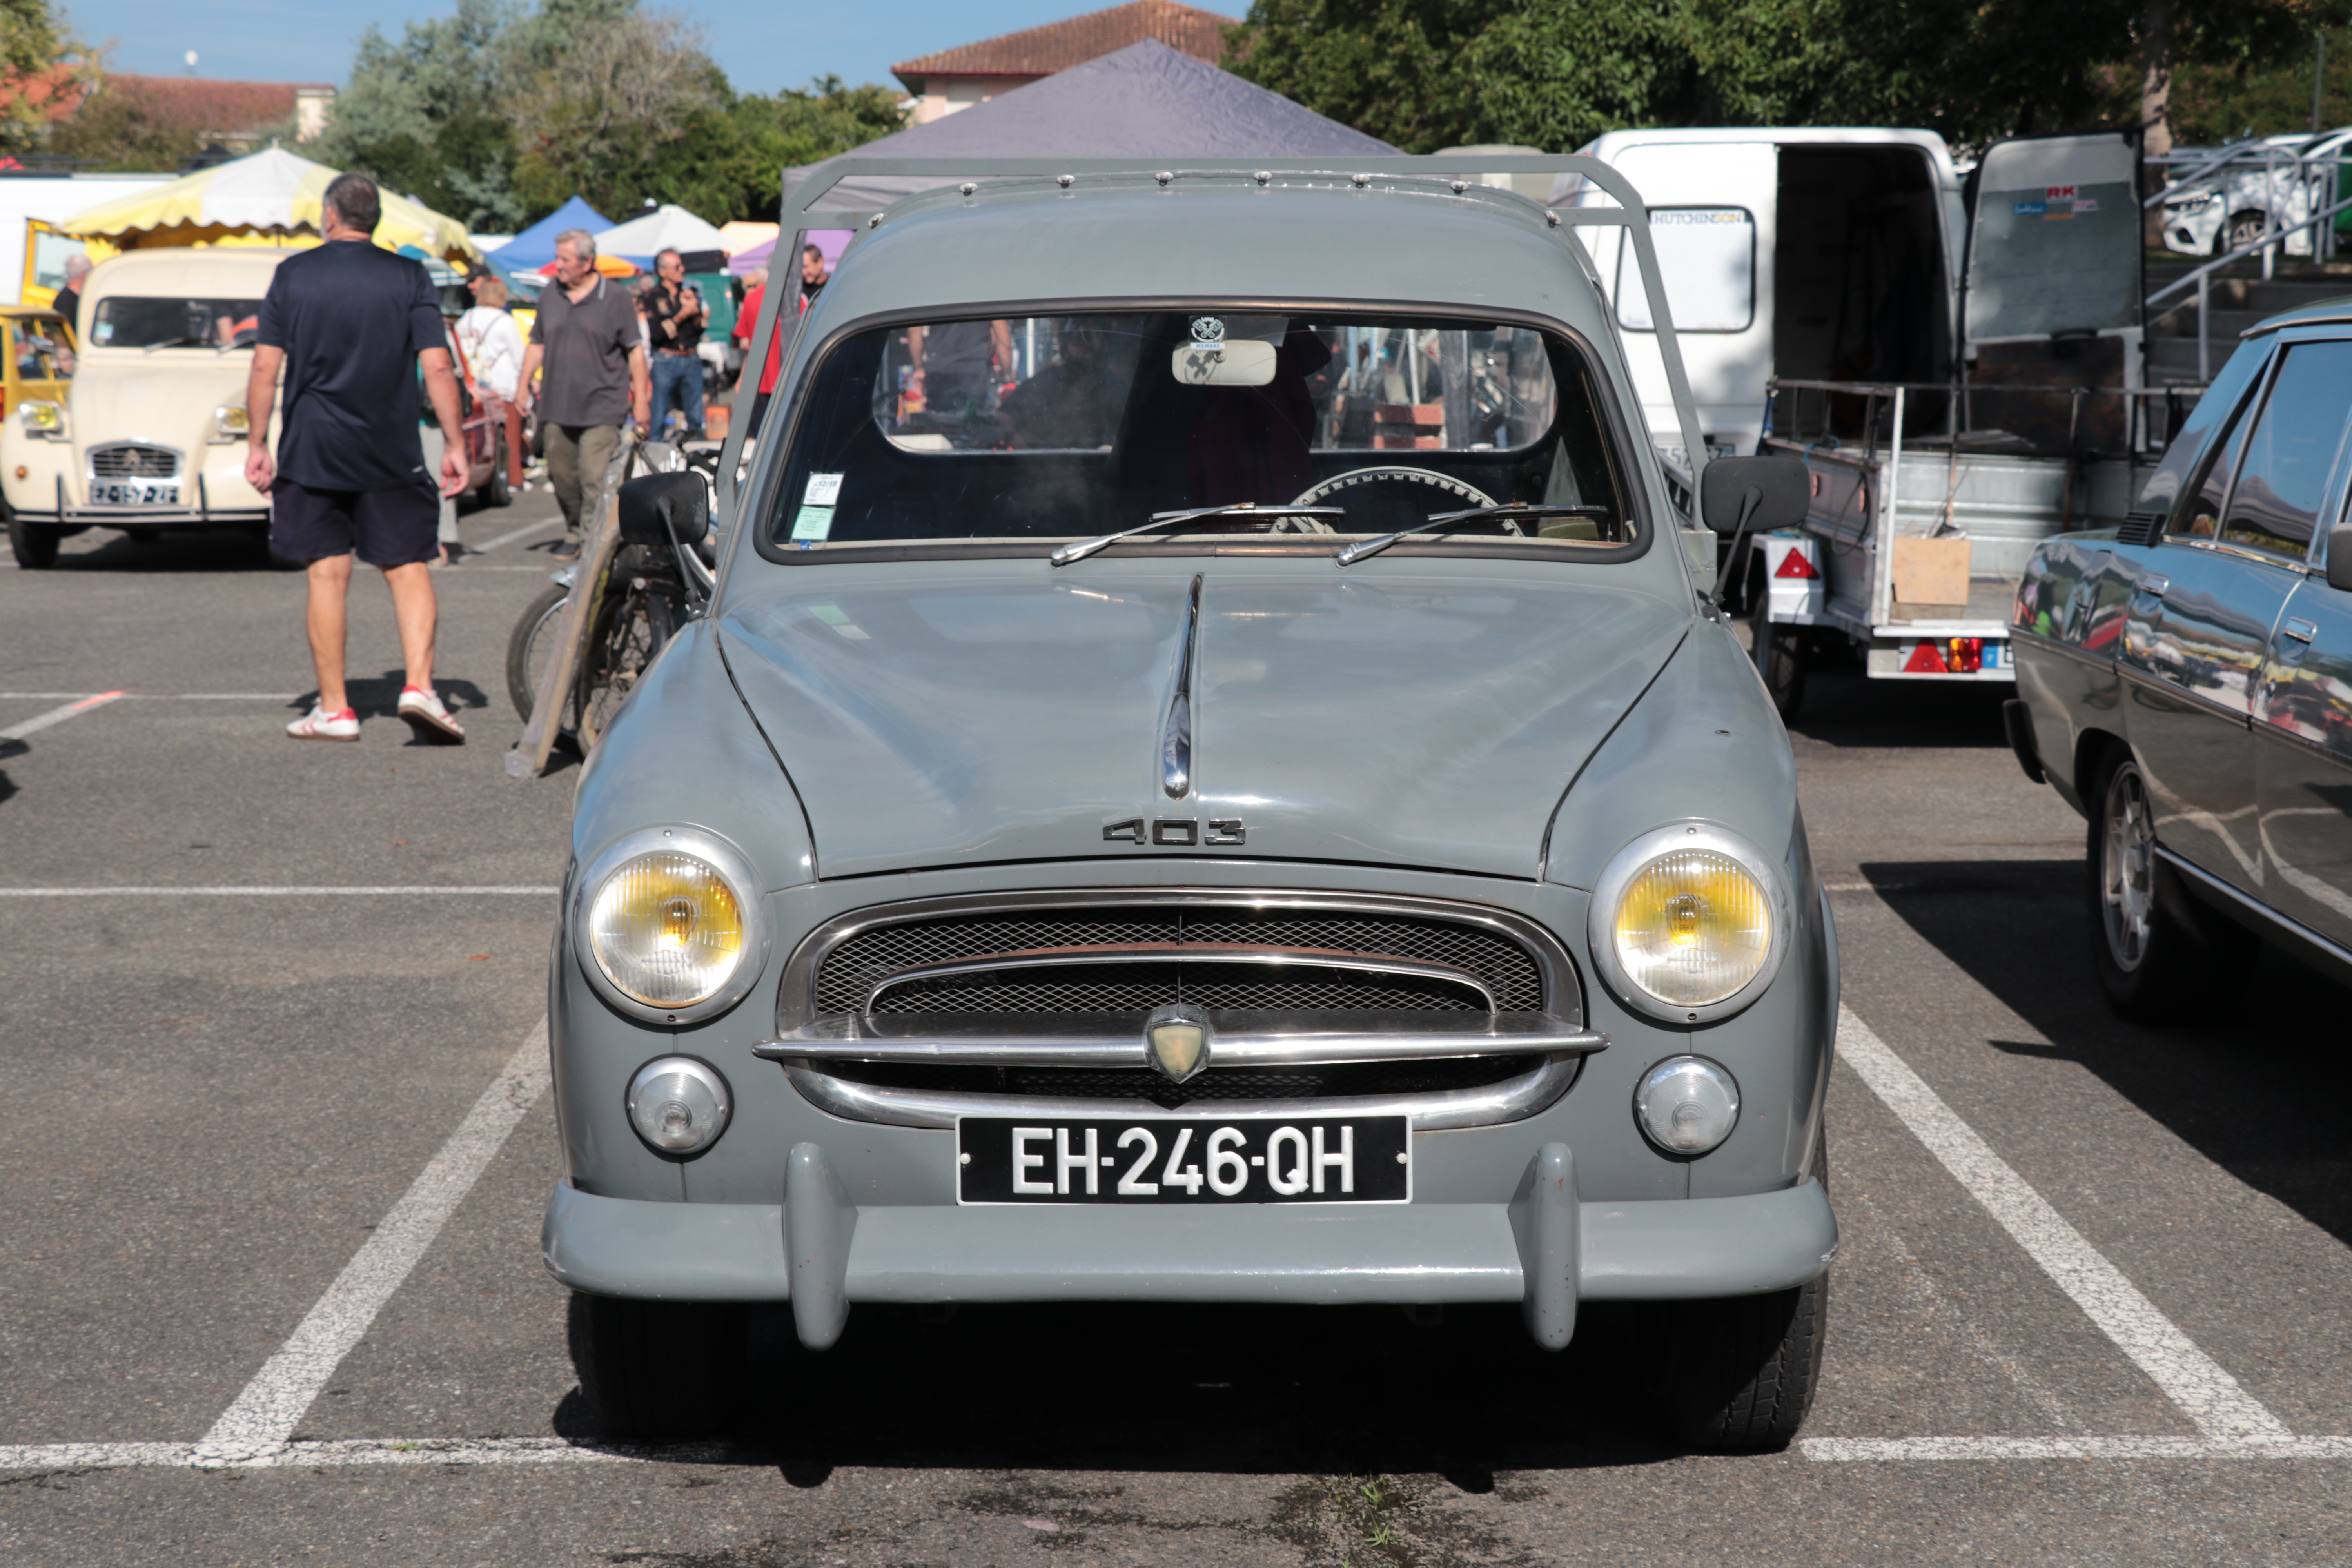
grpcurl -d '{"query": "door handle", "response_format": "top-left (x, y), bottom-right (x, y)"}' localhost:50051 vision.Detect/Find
top-left (2283, 618), bottom-right (2318, 644)
top-left (2139, 573), bottom-right (2169, 598)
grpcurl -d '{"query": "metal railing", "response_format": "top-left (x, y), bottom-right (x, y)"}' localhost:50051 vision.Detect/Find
top-left (2143, 142), bottom-right (2352, 379)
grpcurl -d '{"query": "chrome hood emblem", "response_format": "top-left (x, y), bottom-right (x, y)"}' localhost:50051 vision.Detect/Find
top-left (1144, 1002), bottom-right (1211, 1083)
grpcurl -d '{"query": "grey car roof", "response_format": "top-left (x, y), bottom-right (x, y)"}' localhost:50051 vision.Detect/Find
top-left (803, 174), bottom-right (1612, 341)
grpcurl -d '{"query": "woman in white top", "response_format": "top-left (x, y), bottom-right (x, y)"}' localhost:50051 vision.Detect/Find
top-left (456, 276), bottom-right (528, 490)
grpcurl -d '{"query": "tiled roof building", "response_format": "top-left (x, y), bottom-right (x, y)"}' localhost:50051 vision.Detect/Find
top-left (101, 75), bottom-right (335, 148)
top-left (892, 0), bottom-right (1236, 124)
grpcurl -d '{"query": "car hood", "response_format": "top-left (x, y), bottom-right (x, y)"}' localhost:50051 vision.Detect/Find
top-left (72, 351), bottom-right (250, 450)
top-left (718, 563), bottom-right (1687, 882)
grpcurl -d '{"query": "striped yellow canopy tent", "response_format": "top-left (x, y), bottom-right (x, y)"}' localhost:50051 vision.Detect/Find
top-left (61, 147), bottom-right (480, 262)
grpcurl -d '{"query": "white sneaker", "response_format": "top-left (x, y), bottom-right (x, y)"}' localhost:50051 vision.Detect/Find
top-left (397, 685), bottom-right (465, 744)
top-left (287, 705), bottom-right (359, 741)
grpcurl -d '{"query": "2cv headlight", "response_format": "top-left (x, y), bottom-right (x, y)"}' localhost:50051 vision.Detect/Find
top-left (1588, 824), bottom-right (1791, 1023)
top-left (573, 828), bottom-right (769, 1022)
top-left (19, 400), bottom-right (65, 440)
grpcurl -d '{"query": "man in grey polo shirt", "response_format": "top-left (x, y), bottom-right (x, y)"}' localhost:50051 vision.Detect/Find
top-left (518, 228), bottom-right (650, 560)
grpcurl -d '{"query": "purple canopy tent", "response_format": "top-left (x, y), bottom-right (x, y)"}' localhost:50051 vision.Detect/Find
top-left (780, 39), bottom-right (1397, 215)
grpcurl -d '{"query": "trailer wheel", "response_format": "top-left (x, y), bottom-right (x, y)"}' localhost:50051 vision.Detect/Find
top-left (1750, 595), bottom-right (1805, 722)
top-left (2086, 742), bottom-right (2256, 1020)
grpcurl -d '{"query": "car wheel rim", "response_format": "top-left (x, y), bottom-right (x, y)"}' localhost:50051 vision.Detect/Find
top-left (2101, 763), bottom-right (2155, 971)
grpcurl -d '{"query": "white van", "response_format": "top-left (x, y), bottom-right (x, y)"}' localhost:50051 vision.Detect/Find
top-left (1554, 127), bottom-right (2145, 464)
top-left (1552, 129), bottom-right (2160, 717)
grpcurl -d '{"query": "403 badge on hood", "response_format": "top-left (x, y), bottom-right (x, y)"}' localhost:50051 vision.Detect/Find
top-left (1103, 817), bottom-right (1246, 846)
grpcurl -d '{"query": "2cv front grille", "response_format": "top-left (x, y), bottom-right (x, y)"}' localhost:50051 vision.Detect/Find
top-left (89, 444), bottom-right (180, 481)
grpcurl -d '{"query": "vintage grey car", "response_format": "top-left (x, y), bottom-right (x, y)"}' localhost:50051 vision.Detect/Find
top-left (2008, 298), bottom-right (2352, 1015)
top-left (545, 156), bottom-right (1834, 1449)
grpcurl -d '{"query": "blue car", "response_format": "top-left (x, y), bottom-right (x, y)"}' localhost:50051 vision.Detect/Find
top-left (2008, 298), bottom-right (2352, 1015)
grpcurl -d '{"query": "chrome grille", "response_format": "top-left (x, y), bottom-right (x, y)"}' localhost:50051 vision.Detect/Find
top-left (817, 907), bottom-right (1543, 1016)
top-left (90, 445), bottom-right (179, 481)
top-left (818, 1055), bottom-right (1536, 1105)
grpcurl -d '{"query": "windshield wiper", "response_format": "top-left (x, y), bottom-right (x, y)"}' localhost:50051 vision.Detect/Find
top-left (141, 336), bottom-right (205, 354)
top-left (1050, 501), bottom-right (1347, 567)
top-left (1332, 502), bottom-right (1614, 566)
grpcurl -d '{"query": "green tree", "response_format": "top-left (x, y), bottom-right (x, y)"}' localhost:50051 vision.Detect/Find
top-left (317, 0), bottom-right (524, 229)
top-left (1226, 0), bottom-right (2351, 156)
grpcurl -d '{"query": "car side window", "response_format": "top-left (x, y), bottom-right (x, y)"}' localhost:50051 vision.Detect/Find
top-left (2217, 340), bottom-right (2352, 561)
top-left (2167, 354), bottom-right (2265, 541)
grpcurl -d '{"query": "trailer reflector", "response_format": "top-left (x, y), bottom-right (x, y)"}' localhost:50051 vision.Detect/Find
top-left (1773, 549), bottom-right (1819, 579)
top-left (1903, 641), bottom-right (1949, 673)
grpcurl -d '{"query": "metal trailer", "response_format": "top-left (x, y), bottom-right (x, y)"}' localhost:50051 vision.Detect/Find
top-left (1748, 378), bottom-right (2184, 716)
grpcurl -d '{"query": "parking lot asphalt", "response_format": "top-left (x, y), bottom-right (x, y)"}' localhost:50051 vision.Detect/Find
top-left (3, 506), bottom-right (2350, 1565)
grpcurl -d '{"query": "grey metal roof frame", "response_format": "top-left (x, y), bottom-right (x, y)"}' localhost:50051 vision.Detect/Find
top-left (718, 155), bottom-right (1707, 537)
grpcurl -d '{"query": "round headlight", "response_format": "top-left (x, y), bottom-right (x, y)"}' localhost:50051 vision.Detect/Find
top-left (1588, 823), bottom-right (1790, 1022)
top-left (627, 1056), bottom-right (731, 1156)
top-left (1633, 1055), bottom-right (1740, 1156)
top-left (573, 828), bottom-right (769, 1022)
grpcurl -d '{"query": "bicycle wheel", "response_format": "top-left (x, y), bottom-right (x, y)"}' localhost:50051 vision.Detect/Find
top-left (506, 583), bottom-right (571, 722)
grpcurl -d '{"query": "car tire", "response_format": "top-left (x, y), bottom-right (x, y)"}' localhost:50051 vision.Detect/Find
top-left (1655, 1269), bottom-right (1830, 1452)
top-left (7, 508), bottom-right (59, 569)
top-left (2085, 742), bottom-right (2258, 1021)
top-left (1750, 592), bottom-right (1806, 722)
top-left (567, 1292), bottom-right (746, 1441)
top-left (2223, 210), bottom-right (2270, 254)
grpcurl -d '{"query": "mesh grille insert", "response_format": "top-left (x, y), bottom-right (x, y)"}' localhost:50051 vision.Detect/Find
top-left (816, 906), bottom-right (1544, 1016)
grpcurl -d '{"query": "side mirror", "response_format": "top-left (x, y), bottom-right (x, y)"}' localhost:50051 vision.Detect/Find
top-left (2330, 520), bottom-right (2352, 593)
top-left (1700, 456), bottom-right (1809, 537)
top-left (617, 470), bottom-right (708, 550)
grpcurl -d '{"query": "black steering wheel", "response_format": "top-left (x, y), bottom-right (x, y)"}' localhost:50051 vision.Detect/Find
top-left (1291, 465), bottom-right (1504, 535)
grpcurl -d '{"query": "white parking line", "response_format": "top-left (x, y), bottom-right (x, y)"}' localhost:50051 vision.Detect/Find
top-left (0, 690), bottom-right (123, 740)
top-left (195, 1019), bottom-right (551, 1464)
top-left (473, 517), bottom-right (563, 552)
top-left (0, 886), bottom-right (560, 897)
top-left (1808, 1436), bottom-right (2352, 1461)
top-left (1828, 1004), bottom-right (2291, 1443)
top-left (0, 692), bottom-right (298, 701)
top-left (0, 1437), bottom-right (732, 1474)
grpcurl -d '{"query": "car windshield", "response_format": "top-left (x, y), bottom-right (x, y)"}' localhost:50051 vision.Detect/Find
top-left (90, 296), bottom-right (265, 350)
top-left (765, 310), bottom-right (1636, 557)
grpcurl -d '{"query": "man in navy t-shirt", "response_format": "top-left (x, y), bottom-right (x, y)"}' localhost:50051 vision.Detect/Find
top-left (245, 172), bottom-right (471, 744)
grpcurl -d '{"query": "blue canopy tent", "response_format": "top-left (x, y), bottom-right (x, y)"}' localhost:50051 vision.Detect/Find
top-left (490, 194), bottom-right (614, 270)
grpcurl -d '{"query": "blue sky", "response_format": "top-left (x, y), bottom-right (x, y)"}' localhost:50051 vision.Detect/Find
top-left (63, 0), bottom-right (1178, 95)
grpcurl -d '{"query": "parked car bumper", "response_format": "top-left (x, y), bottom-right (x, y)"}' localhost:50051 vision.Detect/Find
top-left (543, 1169), bottom-right (1837, 1308)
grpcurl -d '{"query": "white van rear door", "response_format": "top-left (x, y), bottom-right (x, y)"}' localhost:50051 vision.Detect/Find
top-left (1964, 132), bottom-right (2140, 347)
top-left (1589, 140), bottom-right (1777, 461)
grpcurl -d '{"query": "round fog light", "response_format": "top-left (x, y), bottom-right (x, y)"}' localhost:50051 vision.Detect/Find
top-left (626, 1056), bottom-right (732, 1156)
top-left (1633, 1055), bottom-right (1740, 1156)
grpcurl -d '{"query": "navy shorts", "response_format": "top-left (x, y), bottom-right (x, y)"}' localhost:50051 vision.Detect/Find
top-left (269, 476), bottom-right (439, 567)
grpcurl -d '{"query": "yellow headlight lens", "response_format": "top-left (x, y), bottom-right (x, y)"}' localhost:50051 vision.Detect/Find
top-left (20, 400), bottom-right (63, 437)
top-left (211, 404), bottom-right (250, 443)
top-left (586, 851), bottom-right (746, 1008)
top-left (1611, 849), bottom-right (1772, 1007)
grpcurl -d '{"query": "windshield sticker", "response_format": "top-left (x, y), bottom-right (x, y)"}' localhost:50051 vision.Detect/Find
top-left (791, 505), bottom-right (834, 542)
top-left (1190, 316), bottom-right (1225, 343)
top-left (803, 472), bottom-right (844, 506)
